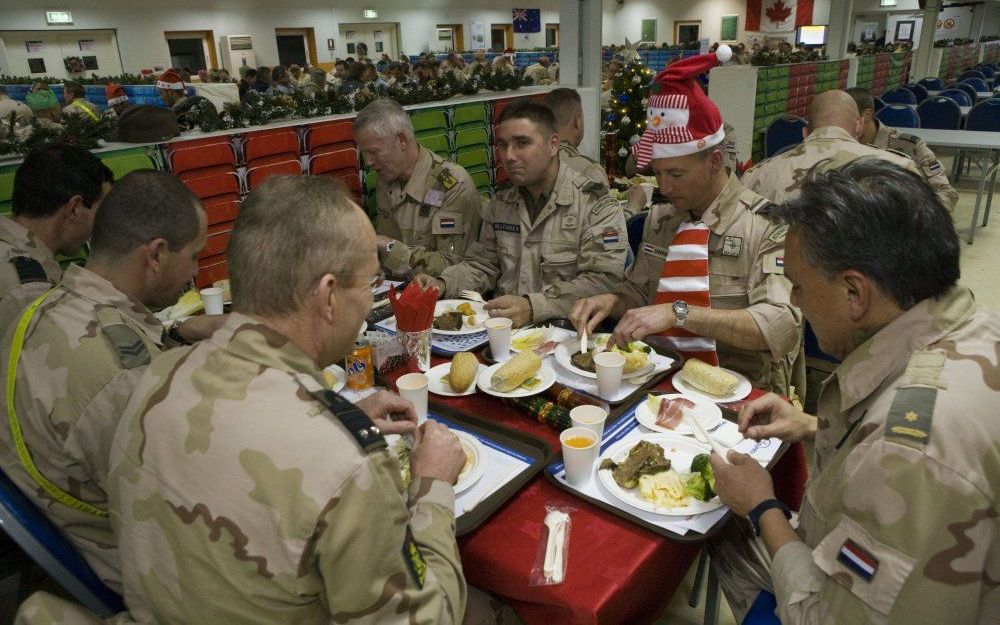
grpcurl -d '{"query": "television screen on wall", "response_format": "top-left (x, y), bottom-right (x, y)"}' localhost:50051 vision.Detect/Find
top-left (797, 25), bottom-right (828, 47)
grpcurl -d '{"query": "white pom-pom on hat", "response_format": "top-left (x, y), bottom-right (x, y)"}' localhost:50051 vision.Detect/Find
top-left (716, 45), bottom-right (733, 64)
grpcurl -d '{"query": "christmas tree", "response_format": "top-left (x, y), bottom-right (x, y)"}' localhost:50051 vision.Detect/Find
top-left (603, 39), bottom-right (655, 175)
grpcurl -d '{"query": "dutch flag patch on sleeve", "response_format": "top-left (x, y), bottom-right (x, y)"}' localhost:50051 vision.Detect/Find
top-left (837, 539), bottom-right (879, 582)
top-left (439, 217), bottom-right (455, 230)
top-left (602, 228), bottom-right (620, 245)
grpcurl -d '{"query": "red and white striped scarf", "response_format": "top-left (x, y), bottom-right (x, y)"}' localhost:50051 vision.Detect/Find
top-left (651, 221), bottom-right (719, 365)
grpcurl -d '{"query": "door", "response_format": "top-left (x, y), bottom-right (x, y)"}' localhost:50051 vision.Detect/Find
top-left (338, 24), bottom-right (397, 60)
top-left (674, 21), bottom-right (701, 45)
top-left (275, 28), bottom-right (316, 66)
top-left (164, 30), bottom-right (218, 71)
top-left (545, 24), bottom-right (559, 48)
top-left (436, 24), bottom-right (465, 52)
top-left (490, 24), bottom-right (513, 51)
top-left (1, 30), bottom-right (123, 78)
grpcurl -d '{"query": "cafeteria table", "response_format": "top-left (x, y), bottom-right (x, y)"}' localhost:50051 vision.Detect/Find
top-left (890, 127), bottom-right (1000, 243)
top-left (384, 356), bottom-right (809, 625)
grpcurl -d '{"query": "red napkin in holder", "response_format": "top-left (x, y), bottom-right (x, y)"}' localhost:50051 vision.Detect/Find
top-left (389, 282), bottom-right (439, 331)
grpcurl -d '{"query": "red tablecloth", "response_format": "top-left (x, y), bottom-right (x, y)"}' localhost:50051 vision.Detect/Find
top-left (385, 358), bottom-right (808, 625)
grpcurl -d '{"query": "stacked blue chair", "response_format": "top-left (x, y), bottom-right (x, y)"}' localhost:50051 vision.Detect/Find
top-left (881, 87), bottom-right (916, 105)
top-left (948, 82), bottom-right (978, 104)
top-left (962, 77), bottom-right (990, 94)
top-left (916, 96), bottom-right (962, 130)
top-left (938, 88), bottom-right (973, 107)
top-left (959, 70), bottom-right (986, 82)
top-left (903, 83), bottom-right (928, 103)
top-left (960, 98), bottom-right (1000, 242)
top-left (875, 105), bottom-right (920, 128)
top-left (764, 115), bottom-right (808, 158)
top-left (918, 77), bottom-right (945, 91)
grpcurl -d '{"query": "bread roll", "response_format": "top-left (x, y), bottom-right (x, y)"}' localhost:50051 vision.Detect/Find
top-left (681, 358), bottom-right (739, 397)
top-left (449, 352), bottom-right (478, 392)
top-left (491, 351), bottom-right (542, 392)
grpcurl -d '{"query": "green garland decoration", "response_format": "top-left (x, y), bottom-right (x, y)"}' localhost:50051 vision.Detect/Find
top-left (0, 110), bottom-right (113, 156)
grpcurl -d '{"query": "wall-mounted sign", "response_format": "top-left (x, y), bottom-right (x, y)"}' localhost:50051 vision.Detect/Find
top-left (25, 41), bottom-right (44, 53)
top-left (78, 39), bottom-right (95, 52)
top-left (45, 10), bottom-right (73, 25)
top-left (363, 9), bottom-right (378, 19)
top-left (879, 0), bottom-right (897, 7)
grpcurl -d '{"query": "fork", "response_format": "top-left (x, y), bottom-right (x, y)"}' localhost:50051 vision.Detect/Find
top-left (460, 290), bottom-right (486, 303)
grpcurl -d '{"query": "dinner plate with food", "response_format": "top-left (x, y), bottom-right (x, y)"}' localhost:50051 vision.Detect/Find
top-left (477, 351), bottom-right (555, 398)
top-left (597, 434), bottom-right (721, 516)
top-left (554, 334), bottom-right (655, 380)
top-left (671, 358), bottom-right (751, 403)
top-left (432, 300), bottom-right (487, 335)
top-left (509, 326), bottom-right (553, 353)
top-left (322, 364), bottom-right (347, 393)
top-left (426, 354), bottom-right (483, 397)
top-left (635, 393), bottom-right (723, 436)
top-left (389, 429), bottom-right (484, 493)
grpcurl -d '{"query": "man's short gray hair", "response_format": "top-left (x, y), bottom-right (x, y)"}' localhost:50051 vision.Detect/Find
top-left (228, 175), bottom-right (370, 317)
top-left (353, 97), bottom-right (415, 141)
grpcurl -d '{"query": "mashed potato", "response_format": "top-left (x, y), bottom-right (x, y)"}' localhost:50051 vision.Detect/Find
top-left (638, 469), bottom-right (688, 508)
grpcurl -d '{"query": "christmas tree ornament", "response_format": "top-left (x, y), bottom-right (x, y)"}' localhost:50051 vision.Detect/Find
top-left (618, 147), bottom-right (629, 157)
top-left (632, 75), bottom-right (642, 84)
top-left (621, 116), bottom-right (630, 124)
top-left (629, 134), bottom-right (641, 145)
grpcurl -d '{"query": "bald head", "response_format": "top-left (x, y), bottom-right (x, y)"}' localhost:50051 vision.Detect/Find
top-left (808, 90), bottom-right (863, 134)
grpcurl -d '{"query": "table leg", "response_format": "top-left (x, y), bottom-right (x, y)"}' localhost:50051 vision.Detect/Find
top-left (968, 153), bottom-right (988, 244)
top-left (704, 562), bottom-right (720, 625)
top-left (688, 549), bottom-right (709, 608)
top-left (984, 152), bottom-right (999, 227)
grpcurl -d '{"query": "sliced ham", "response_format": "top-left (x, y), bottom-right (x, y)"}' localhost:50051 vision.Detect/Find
top-left (533, 340), bottom-right (560, 356)
top-left (655, 397), bottom-right (694, 429)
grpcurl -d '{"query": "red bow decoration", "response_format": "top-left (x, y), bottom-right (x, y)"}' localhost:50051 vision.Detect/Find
top-left (389, 282), bottom-right (439, 332)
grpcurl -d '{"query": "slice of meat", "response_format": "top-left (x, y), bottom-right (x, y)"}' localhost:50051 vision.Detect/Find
top-left (655, 398), bottom-right (685, 430)
top-left (533, 340), bottom-right (559, 356)
top-left (674, 397), bottom-right (696, 409)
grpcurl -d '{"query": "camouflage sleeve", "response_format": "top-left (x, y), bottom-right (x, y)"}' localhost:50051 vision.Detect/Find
top-left (772, 441), bottom-right (995, 625)
top-left (404, 181), bottom-right (484, 277)
top-left (912, 141), bottom-right (959, 211)
top-left (315, 452), bottom-right (465, 624)
top-left (439, 199), bottom-right (501, 298)
top-left (527, 195), bottom-right (628, 321)
top-left (583, 160), bottom-right (609, 187)
top-left (745, 225), bottom-right (801, 361)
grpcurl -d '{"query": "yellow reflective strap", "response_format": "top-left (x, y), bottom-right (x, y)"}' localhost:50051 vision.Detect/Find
top-left (71, 99), bottom-right (100, 121)
top-left (6, 289), bottom-right (108, 518)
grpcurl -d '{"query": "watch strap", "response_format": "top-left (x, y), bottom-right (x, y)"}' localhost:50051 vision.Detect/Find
top-left (748, 499), bottom-right (791, 536)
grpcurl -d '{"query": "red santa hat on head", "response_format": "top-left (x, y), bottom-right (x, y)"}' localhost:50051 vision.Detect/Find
top-left (105, 83), bottom-right (128, 106)
top-left (156, 69), bottom-right (185, 91)
top-left (632, 45), bottom-right (732, 169)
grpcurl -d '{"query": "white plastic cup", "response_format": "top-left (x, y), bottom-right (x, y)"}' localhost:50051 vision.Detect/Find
top-left (594, 351), bottom-right (626, 400)
top-left (640, 183), bottom-right (656, 206)
top-left (200, 287), bottom-right (224, 315)
top-left (397, 373), bottom-right (429, 424)
top-left (570, 404), bottom-right (608, 440)
top-left (559, 427), bottom-right (599, 486)
top-left (485, 317), bottom-right (513, 361)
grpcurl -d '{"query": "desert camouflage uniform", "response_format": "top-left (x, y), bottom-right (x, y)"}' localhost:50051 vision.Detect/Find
top-left (523, 64), bottom-right (552, 85)
top-left (722, 122), bottom-right (741, 173)
top-left (710, 286), bottom-right (1000, 624)
top-left (872, 121), bottom-right (959, 211)
top-left (0, 95), bottom-right (34, 122)
top-left (0, 264), bottom-right (166, 592)
top-left (440, 161), bottom-right (628, 322)
top-left (106, 313), bottom-right (477, 624)
top-left (0, 216), bottom-right (63, 331)
top-left (741, 126), bottom-right (927, 204)
top-left (558, 141), bottom-right (608, 187)
top-left (376, 146), bottom-right (483, 278)
top-left (616, 172), bottom-right (802, 394)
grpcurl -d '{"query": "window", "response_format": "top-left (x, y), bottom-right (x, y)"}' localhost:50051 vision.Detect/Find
top-left (545, 24), bottom-right (559, 47)
top-left (674, 21), bottom-right (701, 45)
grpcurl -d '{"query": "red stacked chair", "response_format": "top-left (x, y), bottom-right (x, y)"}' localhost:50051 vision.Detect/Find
top-left (242, 129), bottom-right (303, 190)
top-left (304, 120), bottom-right (362, 202)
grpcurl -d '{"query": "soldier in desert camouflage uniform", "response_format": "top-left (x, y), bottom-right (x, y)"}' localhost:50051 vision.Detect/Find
top-left (0, 145), bottom-right (112, 329)
top-left (741, 90), bottom-right (940, 206)
top-left (355, 98), bottom-right (483, 278)
top-left (706, 158), bottom-right (999, 624)
top-left (0, 171), bottom-right (219, 592)
top-left (543, 88), bottom-right (609, 187)
top-left (572, 47), bottom-right (801, 395)
top-left (418, 101), bottom-right (627, 326)
top-left (102, 175), bottom-right (515, 625)
top-left (846, 86), bottom-right (959, 211)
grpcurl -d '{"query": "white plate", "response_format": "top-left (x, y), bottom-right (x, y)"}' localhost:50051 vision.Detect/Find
top-left (553, 336), bottom-right (655, 380)
top-left (671, 367), bottom-right (752, 403)
top-left (635, 393), bottom-right (723, 436)
top-left (597, 433), bottom-right (722, 516)
top-left (426, 361), bottom-right (484, 397)
top-left (476, 361), bottom-right (556, 398)
top-left (322, 364), bottom-right (347, 393)
top-left (453, 430), bottom-right (485, 493)
top-left (432, 299), bottom-right (488, 336)
top-left (509, 326), bottom-right (553, 353)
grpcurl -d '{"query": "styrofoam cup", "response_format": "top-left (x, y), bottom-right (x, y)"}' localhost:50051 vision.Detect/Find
top-left (559, 427), bottom-right (600, 486)
top-left (570, 404), bottom-right (608, 440)
top-left (594, 351), bottom-right (626, 400)
top-left (397, 373), bottom-right (429, 424)
top-left (200, 287), bottom-right (224, 315)
top-left (485, 317), bottom-right (513, 361)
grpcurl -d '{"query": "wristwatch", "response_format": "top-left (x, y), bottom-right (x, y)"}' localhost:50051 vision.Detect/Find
top-left (672, 300), bottom-right (690, 327)
top-left (384, 239), bottom-right (396, 255)
top-left (748, 499), bottom-right (792, 537)
top-left (166, 320), bottom-right (191, 345)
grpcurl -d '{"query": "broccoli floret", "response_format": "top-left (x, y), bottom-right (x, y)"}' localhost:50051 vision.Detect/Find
top-left (690, 453), bottom-right (716, 499)
top-left (683, 473), bottom-right (712, 501)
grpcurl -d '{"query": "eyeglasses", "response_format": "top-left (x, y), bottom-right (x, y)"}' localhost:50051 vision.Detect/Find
top-left (332, 270), bottom-right (383, 290)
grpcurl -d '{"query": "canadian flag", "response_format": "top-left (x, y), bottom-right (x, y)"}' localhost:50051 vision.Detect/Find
top-left (746, 0), bottom-right (814, 33)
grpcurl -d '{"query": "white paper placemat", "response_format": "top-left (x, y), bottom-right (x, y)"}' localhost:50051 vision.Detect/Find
top-left (374, 316), bottom-right (489, 354)
top-left (547, 403), bottom-right (781, 536)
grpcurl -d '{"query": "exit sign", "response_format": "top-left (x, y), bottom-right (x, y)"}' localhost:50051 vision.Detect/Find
top-left (880, 0), bottom-right (897, 6)
top-left (45, 10), bottom-right (73, 25)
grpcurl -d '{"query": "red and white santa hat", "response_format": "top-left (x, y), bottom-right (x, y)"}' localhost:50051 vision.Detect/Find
top-left (105, 83), bottom-right (128, 106)
top-left (156, 69), bottom-right (185, 91)
top-left (632, 46), bottom-right (731, 168)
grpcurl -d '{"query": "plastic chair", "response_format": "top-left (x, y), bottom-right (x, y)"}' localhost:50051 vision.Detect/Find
top-left (455, 146), bottom-right (491, 175)
top-left (303, 121), bottom-right (354, 153)
top-left (245, 159), bottom-right (302, 190)
top-left (966, 98), bottom-right (1000, 132)
top-left (742, 591), bottom-right (781, 625)
top-left (469, 169), bottom-right (492, 191)
top-left (872, 96), bottom-right (886, 113)
top-left (181, 170), bottom-right (242, 199)
top-left (625, 211), bottom-right (647, 257)
top-left (976, 66), bottom-right (996, 81)
top-left (100, 153), bottom-right (156, 180)
top-left (960, 70), bottom-right (986, 82)
top-left (454, 127), bottom-right (490, 151)
top-left (0, 168), bottom-right (16, 208)
top-left (410, 110), bottom-right (448, 138)
top-left (451, 103), bottom-right (488, 130)
top-left (881, 87), bottom-right (917, 105)
top-left (916, 96), bottom-right (962, 130)
top-left (0, 467), bottom-right (124, 617)
top-left (875, 105), bottom-right (920, 128)
top-left (308, 148), bottom-right (359, 176)
top-left (947, 82), bottom-right (978, 105)
top-left (243, 130), bottom-right (300, 164)
top-left (938, 88), bottom-right (972, 107)
top-left (764, 115), bottom-right (808, 158)
top-left (903, 83), bottom-right (928, 103)
top-left (168, 142), bottom-right (236, 175)
top-left (416, 133), bottom-right (451, 156)
top-left (918, 77), bottom-right (945, 91)
top-left (962, 77), bottom-right (990, 94)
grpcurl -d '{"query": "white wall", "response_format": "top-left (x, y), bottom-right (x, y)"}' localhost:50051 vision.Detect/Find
top-left (0, 0), bottom-right (561, 74)
top-left (986, 4), bottom-right (1000, 36)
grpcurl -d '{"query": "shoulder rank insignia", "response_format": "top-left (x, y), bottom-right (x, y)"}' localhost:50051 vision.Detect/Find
top-left (96, 308), bottom-right (150, 370)
top-left (884, 385), bottom-right (936, 449)
top-left (310, 389), bottom-right (387, 453)
top-left (748, 197), bottom-right (777, 218)
top-left (402, 525), bottom-right (427, 588)
top-left (10, 256), bottom-right (49, 285)
top-left (437, 169), bottom-right (458, 190)
top-left (722, 236), bottom-right (743, 257)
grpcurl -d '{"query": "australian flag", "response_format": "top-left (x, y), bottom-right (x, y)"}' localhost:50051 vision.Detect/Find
top-left (513, 8), bottom-right (541, 33)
